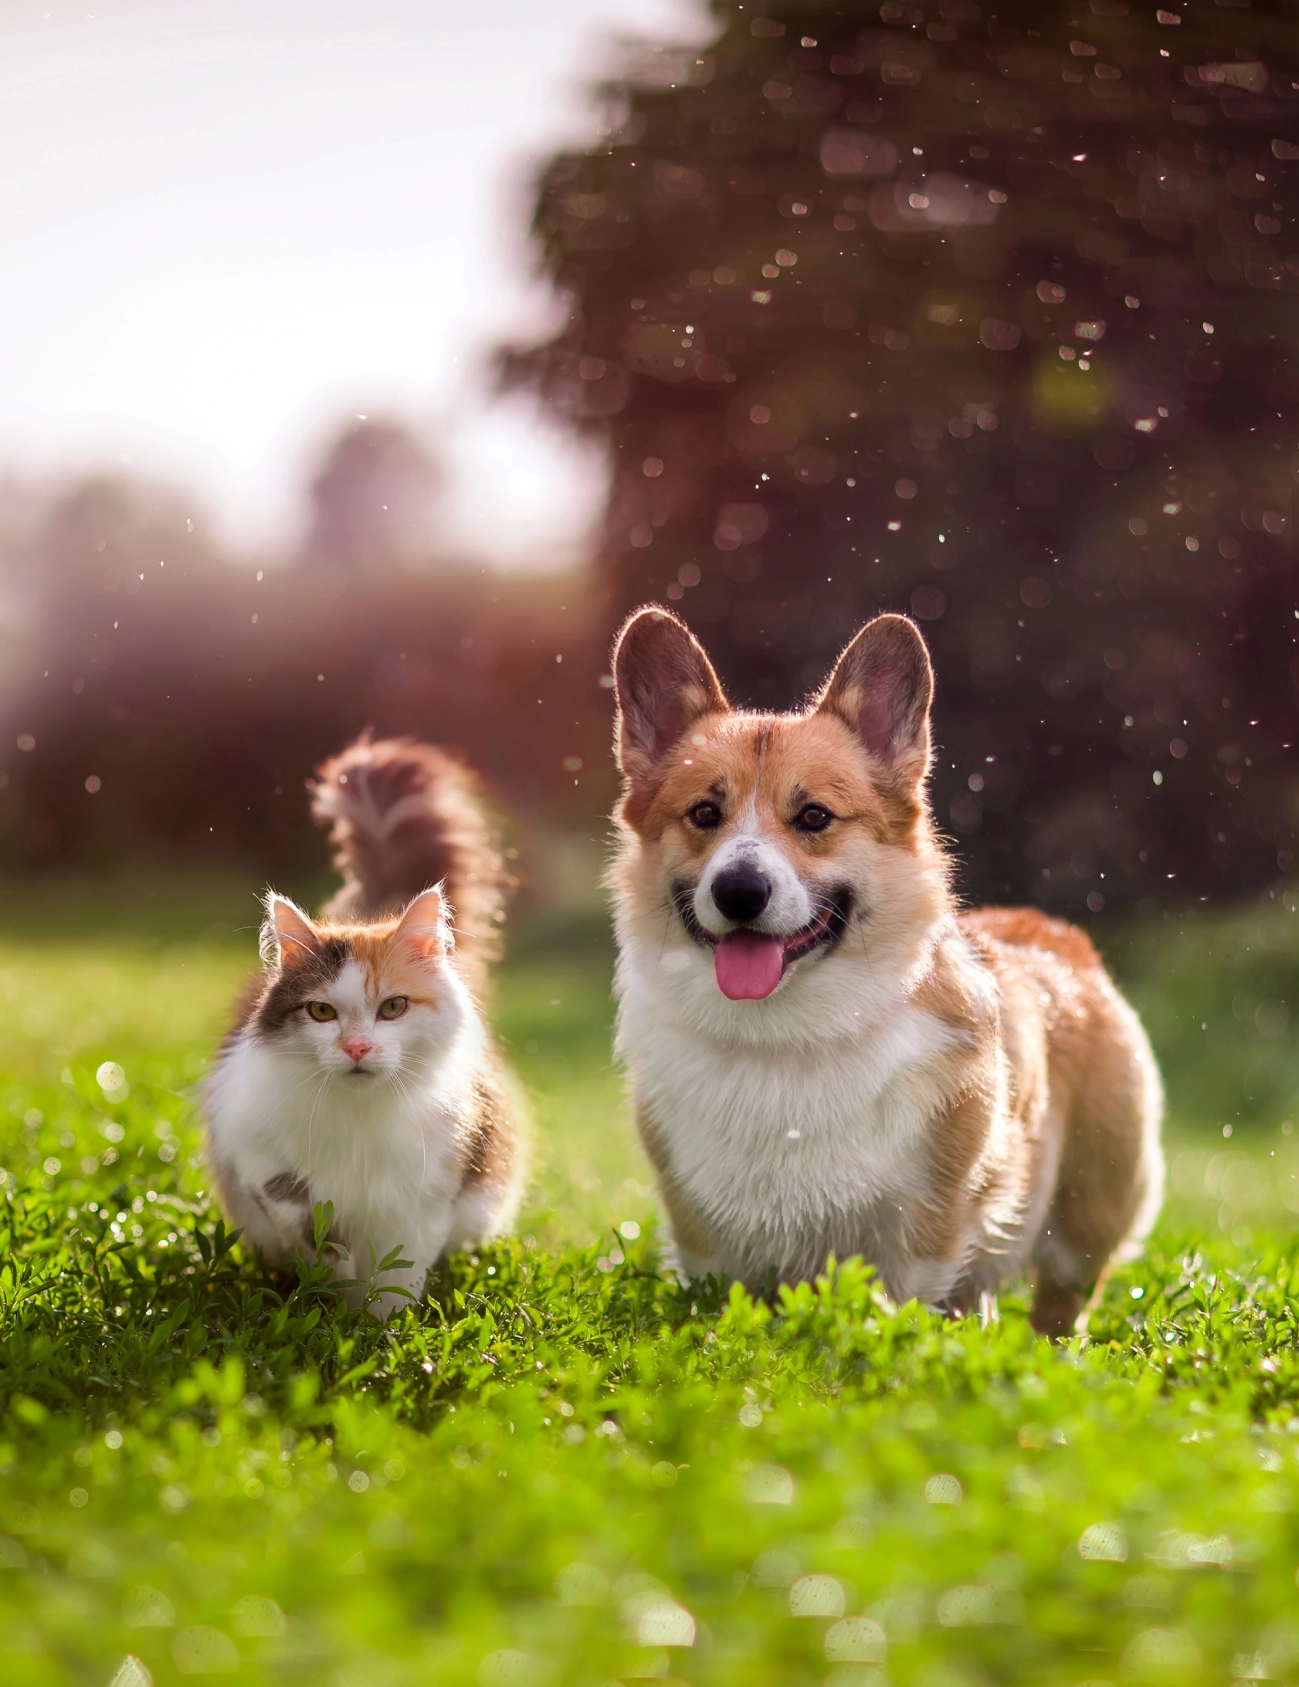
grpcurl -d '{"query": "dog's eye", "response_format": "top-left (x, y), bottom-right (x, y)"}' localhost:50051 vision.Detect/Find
top-left (378, 996), bottom-right (409, 1020)
top-left (686, 800), bottom-right (723, 830)
top-left (794, 804), bottom-right (833, 834)
top-left (305, 1001), bottom-right (337, 1023)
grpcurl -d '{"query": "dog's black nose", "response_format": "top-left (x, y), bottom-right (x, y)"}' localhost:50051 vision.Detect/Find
top-left (711, 861), bottom-right (771, 924)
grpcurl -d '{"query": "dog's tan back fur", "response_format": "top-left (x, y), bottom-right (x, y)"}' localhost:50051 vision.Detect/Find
top-left (609, 606), bottom-right (1163, 1335)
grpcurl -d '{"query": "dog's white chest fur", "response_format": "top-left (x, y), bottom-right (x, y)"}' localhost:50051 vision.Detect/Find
top-left (617, 942), bottom-right (970, 1297)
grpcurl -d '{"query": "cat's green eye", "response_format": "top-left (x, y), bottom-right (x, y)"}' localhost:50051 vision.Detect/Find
top-left (306, 1001), bottom-right (337, 1023)
top-left (378, 996), bottom-right (409, 1021)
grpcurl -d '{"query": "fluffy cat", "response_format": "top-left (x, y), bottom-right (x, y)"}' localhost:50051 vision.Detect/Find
top-left (203, 736), bottom-right (525, 1315)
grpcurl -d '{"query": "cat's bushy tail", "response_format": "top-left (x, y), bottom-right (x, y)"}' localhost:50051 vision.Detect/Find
top-left (310, 735), bottom-right (506, 993)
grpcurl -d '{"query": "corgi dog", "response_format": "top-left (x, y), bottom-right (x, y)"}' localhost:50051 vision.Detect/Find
top-left (609, 607), bottom-right (1163, 1335)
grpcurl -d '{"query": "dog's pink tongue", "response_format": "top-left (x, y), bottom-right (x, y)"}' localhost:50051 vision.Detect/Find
top-left (715, 932), bottom-right (784, 1001)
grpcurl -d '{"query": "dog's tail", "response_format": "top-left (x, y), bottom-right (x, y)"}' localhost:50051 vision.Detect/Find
top-left (311, 735), bottom-right (505, 993)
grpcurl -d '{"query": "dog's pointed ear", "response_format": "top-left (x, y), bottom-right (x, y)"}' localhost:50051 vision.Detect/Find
top-left (816, 614), bottom-right (933, 788)
top-left (612, 606), bottom-right (729, 782)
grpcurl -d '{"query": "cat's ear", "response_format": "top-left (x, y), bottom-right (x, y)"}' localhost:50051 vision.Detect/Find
top-left (261, 893), bottom-right (321, 969)
top-left (392, 887), bottom-right (449, 962)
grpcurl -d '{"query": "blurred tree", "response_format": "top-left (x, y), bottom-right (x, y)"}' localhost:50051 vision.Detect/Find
top-left (506, 0), bottom-right (1299, 912)
top-left (304, 419), bottom-right (446, 575)
top-left (33, 476), bottom-right (219, 598)
top-left (0, 458), bottom-right (606, 875)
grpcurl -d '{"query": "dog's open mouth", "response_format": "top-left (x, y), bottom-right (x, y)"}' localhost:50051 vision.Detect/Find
top-left (674, 887), bottom-right (852, 1002)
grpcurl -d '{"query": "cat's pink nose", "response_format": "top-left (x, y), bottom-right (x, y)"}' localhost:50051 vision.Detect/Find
top-left (342, 1037), bottom-right (373, 1065)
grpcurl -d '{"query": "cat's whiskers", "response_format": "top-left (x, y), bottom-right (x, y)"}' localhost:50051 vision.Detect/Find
top-left (386, 1066), bottom-right (428, 1195)
top-left (304, 1066), bottom-right (336, 1177)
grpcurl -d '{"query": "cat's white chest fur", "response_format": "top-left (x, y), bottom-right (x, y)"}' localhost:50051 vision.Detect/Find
top-left (617, 943), bottom-right (971, 1296)
top-left (209, 1037), bottom-right (465, 1217)
top-left (204, 1000), bottom-right (489, 1313)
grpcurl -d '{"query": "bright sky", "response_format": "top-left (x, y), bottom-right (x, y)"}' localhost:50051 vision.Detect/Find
top-left (0, 0), bottom-right (705, 566)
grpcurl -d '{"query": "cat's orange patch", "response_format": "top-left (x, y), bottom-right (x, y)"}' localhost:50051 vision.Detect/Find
top-left (313, 920), bottom-right (443, 1011)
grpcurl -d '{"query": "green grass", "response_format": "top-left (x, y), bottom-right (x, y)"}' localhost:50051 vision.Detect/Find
top-left (0, 876), bottom-right (1296, 1687)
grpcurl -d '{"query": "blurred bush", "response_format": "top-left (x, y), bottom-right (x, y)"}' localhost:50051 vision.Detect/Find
top-left (1111, 882), bottom-right (1299, 1133)
top-left (505, 0), bottom-right (1299, 913)
top-left (0, 422), bottom-right (614, 877)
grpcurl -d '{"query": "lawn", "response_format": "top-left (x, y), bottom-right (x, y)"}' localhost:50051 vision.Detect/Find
top-left (0, 872), bottom-right (1296, 1687)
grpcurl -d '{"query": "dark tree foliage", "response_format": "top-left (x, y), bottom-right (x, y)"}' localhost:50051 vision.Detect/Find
top-left (507, 0), bottom-right (1299, 913)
